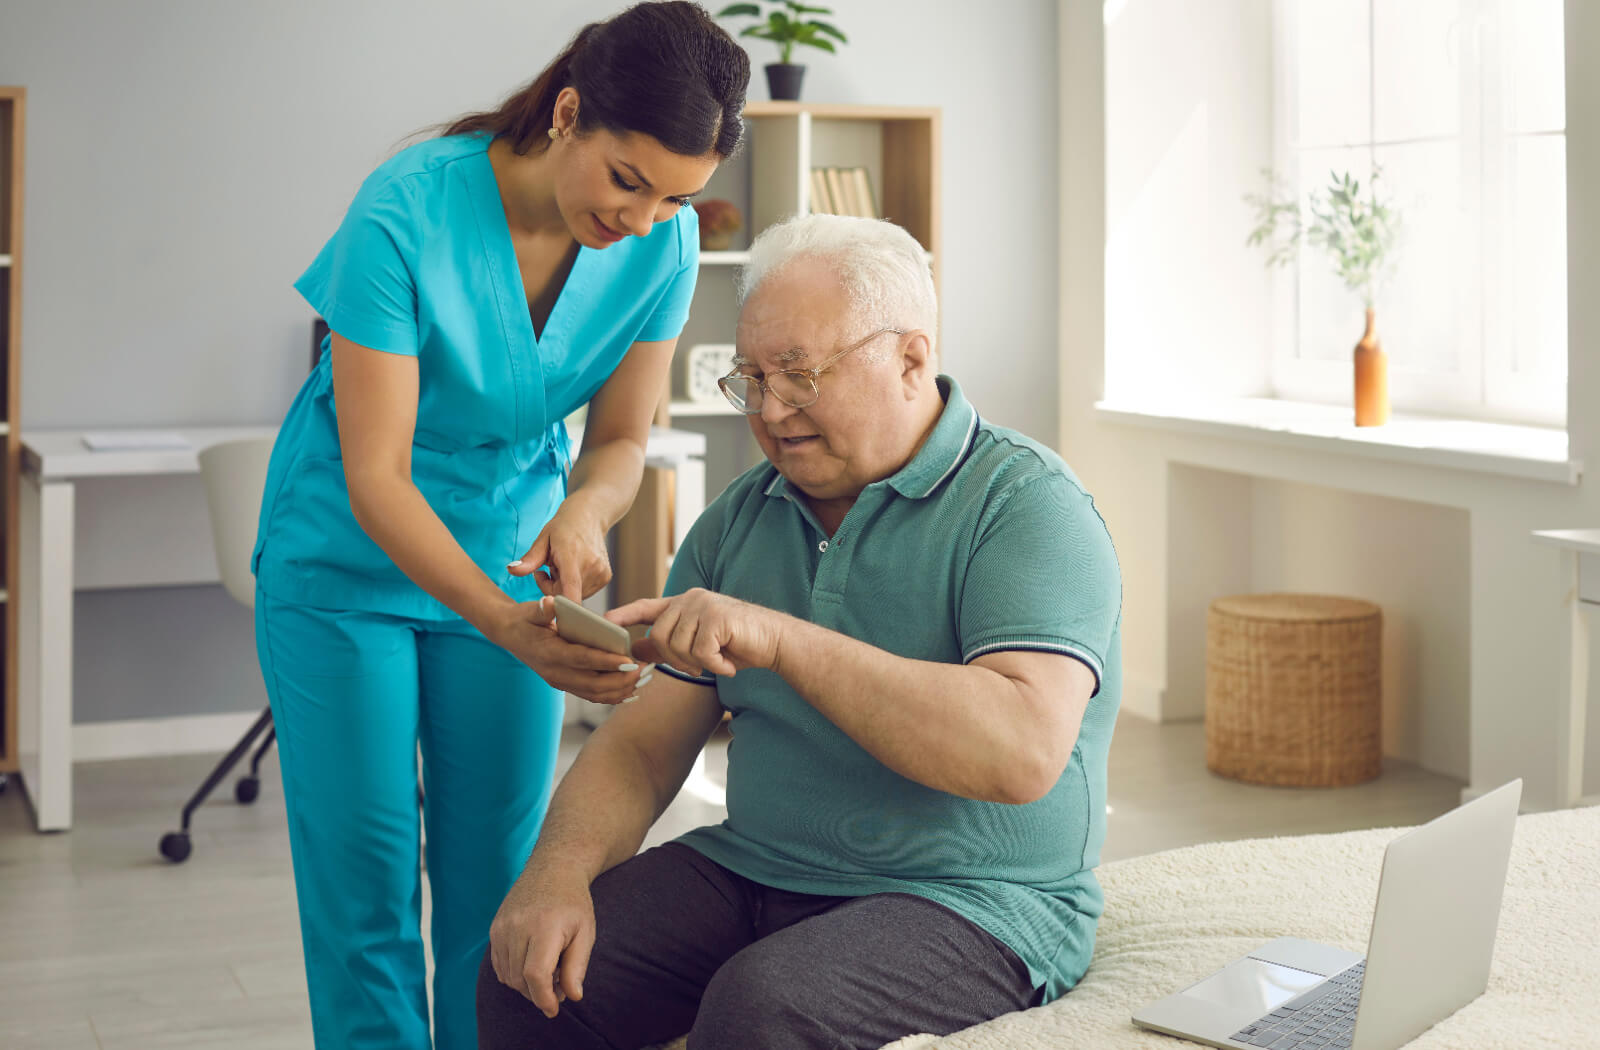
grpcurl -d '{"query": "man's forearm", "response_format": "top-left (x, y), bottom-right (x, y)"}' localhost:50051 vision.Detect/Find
top-left (770, 616), bottom-right (1050, 803)
top-left (522, 728), bottom-right (666, 883)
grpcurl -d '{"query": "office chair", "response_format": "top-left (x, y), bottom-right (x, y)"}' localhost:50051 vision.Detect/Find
top-left (161, 321), bottom-right (322, 862)
top-left (159, 436), bottom-right (277, 863)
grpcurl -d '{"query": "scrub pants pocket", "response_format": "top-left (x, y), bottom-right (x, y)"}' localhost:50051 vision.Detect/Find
top-left (256, 592), bottom-right (563, 1050)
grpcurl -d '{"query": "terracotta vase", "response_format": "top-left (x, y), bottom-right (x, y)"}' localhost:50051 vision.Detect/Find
top-left (1353, 307), bottom-right (1389, 427)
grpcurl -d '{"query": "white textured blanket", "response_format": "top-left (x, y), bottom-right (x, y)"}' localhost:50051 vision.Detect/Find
top-left (882, 806), bottom-right (1600, 1050)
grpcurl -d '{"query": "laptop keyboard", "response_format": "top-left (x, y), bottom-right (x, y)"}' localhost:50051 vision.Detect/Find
top-left (1230, 960), bottom-right (1365, 1049)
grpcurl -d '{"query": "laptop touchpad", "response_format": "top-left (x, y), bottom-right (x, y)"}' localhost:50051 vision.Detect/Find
top-left (1181, 958), bottom-right (1326, 1014)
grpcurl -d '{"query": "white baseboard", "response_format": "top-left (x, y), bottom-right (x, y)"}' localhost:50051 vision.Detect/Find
top-left (73, 711), bottom-right (268, 763)
top-left (78, 701), bottom-right (584, 764)
top-left (1462, 781), bottom-right (1600, 811)
top-left (1119, 674), bottom-right (1168, 722)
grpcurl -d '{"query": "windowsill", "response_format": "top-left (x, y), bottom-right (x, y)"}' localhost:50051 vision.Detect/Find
top-left (1093, 396), bottom-right (1580, 485)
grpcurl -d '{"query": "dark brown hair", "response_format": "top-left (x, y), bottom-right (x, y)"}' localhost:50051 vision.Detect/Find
top-left (440, 2), bottom-right (749, 158)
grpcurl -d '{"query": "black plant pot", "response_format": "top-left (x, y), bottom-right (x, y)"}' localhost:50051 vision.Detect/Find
top-left (764, 63), bottom-right (806, 101)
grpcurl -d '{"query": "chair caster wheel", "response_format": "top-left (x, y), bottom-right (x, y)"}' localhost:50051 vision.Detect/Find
top-left (235, 776), bottom-right (260, 804)
top-left (160, 831), bottom-right (193, 863)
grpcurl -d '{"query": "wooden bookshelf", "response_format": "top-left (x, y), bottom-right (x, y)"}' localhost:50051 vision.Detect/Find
top-left (611, 102), bottom-right (941, 609)
top-left (669, 100), bottom-right (942, 497)
top-left (0, 87), bottom-right (24, 774)
top-left (735, 101), bottom-right (941, 284)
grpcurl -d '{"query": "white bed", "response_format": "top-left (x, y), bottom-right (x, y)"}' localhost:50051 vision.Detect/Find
top-left (882, 805), bottom-right (1600, 1050)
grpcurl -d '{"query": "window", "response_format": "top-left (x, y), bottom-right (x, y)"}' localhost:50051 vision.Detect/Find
top-left (1270, 0), bottom-right (1567, 425)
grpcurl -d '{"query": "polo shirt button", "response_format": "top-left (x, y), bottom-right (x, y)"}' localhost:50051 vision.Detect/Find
top-left (818, 540), bottom-right (829, 552)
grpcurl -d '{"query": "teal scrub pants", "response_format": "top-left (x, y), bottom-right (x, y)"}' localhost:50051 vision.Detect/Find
top-left (255, 592), bottom-right (563, 1050)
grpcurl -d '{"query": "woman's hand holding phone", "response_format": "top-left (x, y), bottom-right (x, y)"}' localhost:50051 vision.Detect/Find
top-left (487, 597), bottom-right (650, 704)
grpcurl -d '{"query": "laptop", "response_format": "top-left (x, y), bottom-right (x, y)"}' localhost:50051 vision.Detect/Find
top-left (1132, 779), bottom-right (1521, 1050)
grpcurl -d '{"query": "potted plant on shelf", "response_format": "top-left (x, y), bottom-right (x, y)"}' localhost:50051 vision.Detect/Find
top-left (716, 0), bottom-right (847, 101)
top-left (1246, 168), bottom-right (1402, 426)
top-left (693, 198), bottom-right (743, 251)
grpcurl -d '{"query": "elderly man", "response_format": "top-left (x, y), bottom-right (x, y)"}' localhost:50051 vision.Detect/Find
top-left (477, 214), bottom-right (1122, 1050)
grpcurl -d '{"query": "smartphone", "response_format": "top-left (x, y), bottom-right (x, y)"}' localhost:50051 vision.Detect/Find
top-left (552, 595), bottom-right (633, 656)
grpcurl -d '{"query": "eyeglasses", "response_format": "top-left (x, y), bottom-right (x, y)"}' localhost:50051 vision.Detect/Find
top-left (718, 327), bottom-right (907, 414)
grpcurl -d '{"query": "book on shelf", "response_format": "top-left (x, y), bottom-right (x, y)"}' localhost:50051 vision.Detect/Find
top-left (823, 167), bottom-right (849, 218)
top-left (806, 167), bottom-right (883, 217)
top-left (842, 168), bottom-right (868, 217)
top-left (849, 167), bottom-right (877, 220)
top-left (804, 166), bottom-right (881, 218)
top-left (808, 166), bottom-right (878, 219)
top-left (809, 168), bottom-right (834, 214)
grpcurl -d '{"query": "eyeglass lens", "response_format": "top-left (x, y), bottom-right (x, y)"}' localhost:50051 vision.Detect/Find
top-left (721, 373), bottom-right (819, 413)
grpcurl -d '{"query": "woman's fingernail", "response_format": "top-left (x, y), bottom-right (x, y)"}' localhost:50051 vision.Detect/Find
top-left (623, 694), bottom-right (639, 703)
top-left (637, 671), bottom-right (654, 686)
top-left (618, 663), bottom-right (639, 672)
top-left (506, 560), bottom-right (523, 569)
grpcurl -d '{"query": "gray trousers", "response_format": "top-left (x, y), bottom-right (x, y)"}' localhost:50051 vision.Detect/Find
top-left (476, 842), bottom-right (1040, 1050)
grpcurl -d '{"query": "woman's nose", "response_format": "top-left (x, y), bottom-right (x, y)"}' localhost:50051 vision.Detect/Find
top-left (618, 205), bottom-right (652, 238)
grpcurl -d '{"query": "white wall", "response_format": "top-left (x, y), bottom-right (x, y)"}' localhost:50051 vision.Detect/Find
top-left (1103, 0), bottom-right (1274, 404)
top-left (1061, 0), bottom-right (1600, 808)
top-left (3, 0), bottom-right (1061, 725)
top-left (1164, 466), bottom-right (1471, 774)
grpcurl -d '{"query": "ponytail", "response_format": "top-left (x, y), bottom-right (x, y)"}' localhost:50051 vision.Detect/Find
top-left (433, 2), bottom-right (749, 159)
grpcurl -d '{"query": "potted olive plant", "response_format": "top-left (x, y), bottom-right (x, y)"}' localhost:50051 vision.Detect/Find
top-left (717, 1), bottom-right (847, 101)
top-left (1247, 169), bottom-right (1402, 426)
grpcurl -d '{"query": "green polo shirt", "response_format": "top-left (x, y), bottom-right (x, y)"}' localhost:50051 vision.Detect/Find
top-left (658, 375), bottom-right (1122, 1001)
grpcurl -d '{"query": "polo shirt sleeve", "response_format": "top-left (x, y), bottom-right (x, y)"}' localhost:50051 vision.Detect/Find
top-left (652, 482), bottom-right (722, 687)
top-left (634, 209), bottom-right (700, 343)
top-left (293, 176), bottom-right (420, 357)
top-left (958, 474), bottom-right (1121, 694)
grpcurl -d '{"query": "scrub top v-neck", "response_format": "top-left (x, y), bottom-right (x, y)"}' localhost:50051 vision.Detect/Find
top-left (253, 131), bottom-right (700, 620)
top-left (525, 240), bottom-right (580, 342)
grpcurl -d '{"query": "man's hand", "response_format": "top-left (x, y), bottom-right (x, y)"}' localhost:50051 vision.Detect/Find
top-left (486, 597), bottom-right (645, 704)
top-left (608, 589), bottom-right (785, 678)
top-left (488, 866), bottom-right (596, 1018)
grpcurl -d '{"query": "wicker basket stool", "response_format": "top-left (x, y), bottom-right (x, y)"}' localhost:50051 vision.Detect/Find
top-left (1205, 593), bottom-right (1382, 787)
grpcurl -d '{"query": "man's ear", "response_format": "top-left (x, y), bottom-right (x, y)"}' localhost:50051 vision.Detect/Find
top-left (900, 330), bottom-right (934, 398)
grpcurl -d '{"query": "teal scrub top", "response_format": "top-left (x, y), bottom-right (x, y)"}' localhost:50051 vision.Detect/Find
top-left (658, 377), bottom-right (1124, 1002)
top-left (253, 131), bottom-right (700, 618)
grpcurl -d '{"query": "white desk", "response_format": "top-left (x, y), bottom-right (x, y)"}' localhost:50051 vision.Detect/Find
top-left (17, 425), bottom-right (706, 832)
top-left (1530, 529), bottom-right (1600, 809)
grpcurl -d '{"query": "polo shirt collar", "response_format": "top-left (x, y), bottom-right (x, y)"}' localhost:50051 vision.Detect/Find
top-left (887, 375), bottom-right (979, 498)
top-left (760, 374), bottom-right (979, 504)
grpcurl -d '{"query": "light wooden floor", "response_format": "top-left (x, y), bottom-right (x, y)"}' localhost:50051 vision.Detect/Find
top-left (0, 714), bottom-right (1462, 1049)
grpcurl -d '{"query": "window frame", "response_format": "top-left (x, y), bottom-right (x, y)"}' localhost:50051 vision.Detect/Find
top-left (1267, 0), bottom-right (1566, 427)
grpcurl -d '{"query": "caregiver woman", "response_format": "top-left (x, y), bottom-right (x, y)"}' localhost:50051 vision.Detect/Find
top-left (249, 4), bottom-right (748, 1048)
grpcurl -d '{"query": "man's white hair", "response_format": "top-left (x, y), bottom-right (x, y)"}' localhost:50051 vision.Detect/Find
top-left (736, 214), bottom-right (938, 361)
